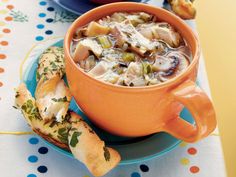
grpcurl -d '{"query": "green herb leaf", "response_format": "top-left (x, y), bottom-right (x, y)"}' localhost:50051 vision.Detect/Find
top-left (70, 131), bottom-right (82, 147)
top-left (51, 96), bottom-right (68, 103)
top-left (50, 61), bottom-right (57, 69)
top-left (58, 128), bottom-right (67, 135)
top-left (43, 67), bottom-right (49, 72)
top-left (89, 128), bottom-right (95, 134)
top-left (122, 52), bottom-right (135, 62)
top-left (36, 71), bottom-right (41, 80)
top-left (21, 105), bottom-right (27, 112)
top-left (28, 115), bottom-right (33, 120)
top-left (43, 76), bottom-right (48, 82)
top-left (64, 112), bottom-right (71, 121)
top-left (31, 107), bottom-right (41, 119)
top-left (61, 96), bottom-right (68, 102)
top-left (48, 133), bottom-right (53, 138)
top-left (12, 106), bottom-right (18, 109)
top-left (57, 135), bottom-right (68, 144)
top-left (103, 147), bottom-right (110, 161)
top-left (57, 127), bottom-right (69, 144)
top-left (15, 91), bottom-right (20, 98)
top-left (70, 128), bottom-right (77, 131)
top-left (142, 62), bottom-right (152, 75)
top-left (97, 36), bottom-right (112, 49)
top-left (51, 98), bottom-right (57, 102)
top-left (49, 121), bottom-right (57, 128)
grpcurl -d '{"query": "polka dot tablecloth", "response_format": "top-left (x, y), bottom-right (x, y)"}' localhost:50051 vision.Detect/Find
top-left (0, 0), bottom-right (227, 177)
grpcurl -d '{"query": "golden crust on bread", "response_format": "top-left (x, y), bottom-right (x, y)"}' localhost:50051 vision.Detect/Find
top-left (168, 0), bottom-right (196, 20)
top-left (36, 46), bottom-right (65, 82)
top-left (68, 112), bottom-right (121, 177)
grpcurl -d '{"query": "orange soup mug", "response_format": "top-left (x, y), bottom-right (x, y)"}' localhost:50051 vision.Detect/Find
top-left (64, 2), bottom-right (216, 142)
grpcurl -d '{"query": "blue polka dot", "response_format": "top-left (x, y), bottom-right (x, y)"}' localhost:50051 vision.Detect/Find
top-left (45, 30), bottom-right (53, 35)
top-left (47, 7), bottom-right (54, 11)
top-left (36, 24), bottom-right (44, 29)
top-left (38, 147), bottom-right (48, 154)
top-left (27, 174), bottom-right (37, 177)
top-left (46, 18), bottom-right (53, 23)
top-left (131, 172), bottom-right (141, 177)
top-left (37, 166), bottom-right (48, 173)
top-left (28, 155), bottom-right (38, 163)
top-left (39, 1), bottom-right (47, 6)
top-left (38, 13), bottom-right (46, 18)
top-left (35, 36), bottom-right (44, 41)
top-left (140, 164), bottom-right (149, 172)
top-left (29, 137), bottom-right (39, 145)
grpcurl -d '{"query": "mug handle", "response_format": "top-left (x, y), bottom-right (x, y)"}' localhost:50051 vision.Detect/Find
top-left (163, 80), bottom-right (217, 142)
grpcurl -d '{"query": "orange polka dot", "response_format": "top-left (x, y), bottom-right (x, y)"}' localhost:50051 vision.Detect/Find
top-left (6, 5), bottom-right (14, 10)
top-left (0, 82), bottom-right (3, 87)
top-left (3, 28), bottom-right (10, 33)
top-left (5, 16), bottom-right (13, 21)
top-left (0, 41), bottom-right (8, 46)
top-left (190, 166), bottom-right (200, 173)
top-left (0, 68), bottom-right (4, 73)
top-left (0, 54), bottom-right (6, 59)
top-left (188, 147), bottom-right (197, 155)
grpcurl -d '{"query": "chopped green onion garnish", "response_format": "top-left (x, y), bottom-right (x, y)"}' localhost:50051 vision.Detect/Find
top-left (142, 62), bottom-right (152, 74)
top-left (97, 36), bottom-right (112, 49)
top-left (122, 52), bottom-right (135, 62)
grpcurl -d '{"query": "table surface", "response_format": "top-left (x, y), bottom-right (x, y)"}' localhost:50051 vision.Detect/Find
top-left (0, 0), bottom-right (228, 177)
top-left (195, 1), bottom-right (236, 177)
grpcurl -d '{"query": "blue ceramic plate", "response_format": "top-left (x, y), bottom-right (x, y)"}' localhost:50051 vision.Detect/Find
top-left (23, 39), bottom-right (194, 165)
top-left (52, 0), bottom-right (163, 15)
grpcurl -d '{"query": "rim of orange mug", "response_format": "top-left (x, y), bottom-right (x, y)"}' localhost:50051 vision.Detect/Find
top-left (64, 2), bottom-right (200, 92)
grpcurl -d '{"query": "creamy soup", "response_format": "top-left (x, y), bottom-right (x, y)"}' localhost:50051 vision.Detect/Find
top-left (71, 12), bottom-right (192, 87)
